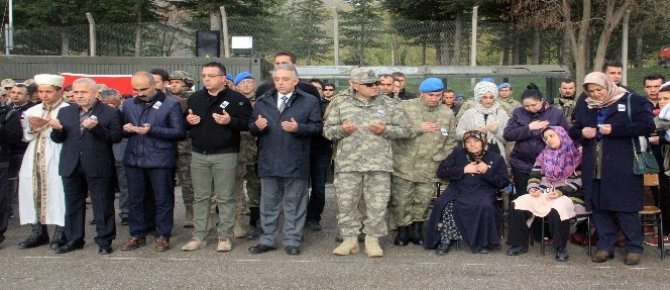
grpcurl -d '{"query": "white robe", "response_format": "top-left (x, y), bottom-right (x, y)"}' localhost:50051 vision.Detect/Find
top-left (18, 101), bottom-right (69, 226)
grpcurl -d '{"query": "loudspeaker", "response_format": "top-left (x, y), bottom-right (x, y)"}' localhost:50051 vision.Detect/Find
top-left (196, 31), bottom-right (220, 58)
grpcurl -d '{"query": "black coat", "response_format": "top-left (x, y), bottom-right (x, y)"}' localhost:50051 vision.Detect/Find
top-left (52, 101), bottom-right (122, 178)
top-left (0, 106), bottom-right (23, 165)
top-left (249, 88), bottom-right (323, 178)
top-left (423, 149), bottom-right (509, 252)
top-left (568, 93), bottom-right (655, 212)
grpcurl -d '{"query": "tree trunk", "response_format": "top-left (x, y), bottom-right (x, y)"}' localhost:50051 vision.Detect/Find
top-left (451, 15), bottom-right (462, 66)
top-left (532, 29), bottom-right (541, 64)
top-left (561, 27), bottom-right (572, 68)
top-left (634, 33), bottom-right (643, 68)
top-left (563, 0), bottom-right (591, 93)
top-left (61, 31), bottom-right (70, 56)
top-left (591, 0), bottom-right (633, 72)
top-left (135, 11), bottom-right (142, 57)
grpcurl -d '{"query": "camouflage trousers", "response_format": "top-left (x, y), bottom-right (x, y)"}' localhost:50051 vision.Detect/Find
top-left (390, 176), bottom-right (433, 227)
top-left (176, 140), bottom-right (193, 211)
top-left (334, 171), bottom-right (390, 238)
top-left (232, 162), bottom-right (261, 215)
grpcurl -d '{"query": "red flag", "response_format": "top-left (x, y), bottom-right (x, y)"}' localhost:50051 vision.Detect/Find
top-left (60, 73), bottom-right (133, 96)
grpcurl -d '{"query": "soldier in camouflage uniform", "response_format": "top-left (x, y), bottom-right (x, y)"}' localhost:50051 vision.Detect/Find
top-left (231, 72), bottom-right (261, 238)
top-left (391, 78), bottom-right (458, 247)
top-left (169, 70), bottom-right (195, 227)
top-left (497, 83), bottom-right (521, 116)
top-left (324, 68), bottom-right (410, 258)
top-left (553, 79), bottom-right (577, 125)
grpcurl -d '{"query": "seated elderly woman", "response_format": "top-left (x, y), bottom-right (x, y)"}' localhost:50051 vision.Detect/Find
top-left (423, 131), bottom-right (509, 255)
top-left (506, 126), bottom-right (582, 261)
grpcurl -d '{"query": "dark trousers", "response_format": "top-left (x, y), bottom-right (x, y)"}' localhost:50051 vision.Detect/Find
top-left (8, 154), bottom-right (23, 213)
top-left (0, 167), bottom-right (9, 239)
top-left (62, 162), bottom-right (116, 248)
top-left (650, 174), bottom-right (670, 235)
top-left (306, 150), bottom-right (331, 223)
top-left (593, 209), bottom-right (643, 254)
top-left (507, 204), bottom-right (570, 249)
top-left (512, 168), bottom-right (530, 197)
top-left (125, 166), bottom-right (174, 239)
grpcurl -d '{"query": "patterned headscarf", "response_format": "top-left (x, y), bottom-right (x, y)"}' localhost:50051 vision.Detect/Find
top-left (536, 126), bottom-right (581, 183)
top-left (583, 72), bottom-right (628, 109)
top-left (462, 130), bottom-right (488, 162)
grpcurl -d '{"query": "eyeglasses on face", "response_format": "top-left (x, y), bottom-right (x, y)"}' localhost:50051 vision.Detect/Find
top-left (323, 89), bottom-right (334, 91)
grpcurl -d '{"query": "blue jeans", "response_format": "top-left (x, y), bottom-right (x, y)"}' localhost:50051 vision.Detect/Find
top-left (306, 150), bottom-right (331, 223)
top-left (125, 166), bottom-right (175, 239)
top-left (259, 177), bottom-right (309, 247)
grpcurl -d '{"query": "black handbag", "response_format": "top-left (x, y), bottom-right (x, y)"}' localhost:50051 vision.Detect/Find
top-left (626, 94), bottom-right (660, 175)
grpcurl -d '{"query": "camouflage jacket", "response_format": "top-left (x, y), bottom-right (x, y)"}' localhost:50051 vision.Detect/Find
top-left (323, 90), bottom-right (410, 173)
top-left (238, 93), bottom-right (258, 164)
top-left (455, 99), bottom-right (475, 120)
top-left (392, 98), bottom-right (458, 183)
top-left (498, 97), bottom-right (521, 117)
top-left (554, 96), bottom-right (576, 125)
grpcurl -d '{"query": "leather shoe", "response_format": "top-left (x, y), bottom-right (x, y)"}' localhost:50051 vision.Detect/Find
top-left (435, 242), bottom-right (451, 256)
top-left (591, 250), bottom-right (614, 263)
top-left (624, 252), bottom-right (641, 266)
top-left (98, 246), bottom-right (113, 255)
top-left (506, 246), bottom-right (528, 256)
top-left (285, 246), bottom-right (301, 256)
top-left (555, 247), bottom-right (569, 262)
top-left (248, 244), bottom-right (276, 254)
top-left (55, 241), bottom-right (85, 254)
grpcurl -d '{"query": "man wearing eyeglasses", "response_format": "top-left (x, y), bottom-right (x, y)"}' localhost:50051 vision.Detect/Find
top-left (324, 68), bottom-right (410, 258)
top-left (181, 62), bottom-right (253, 253)
top-left (323, 83), bottom-right (336, 101)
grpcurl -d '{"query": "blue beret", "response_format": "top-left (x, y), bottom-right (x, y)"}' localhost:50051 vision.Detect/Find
top-left (225, 73), bottom-right (234, 81)
top-left (480, 77), bottom-right (495, 83)
top-left (498, 82), bottom-right (512, 90)
top-left (234, 72), bottom-right (254, 85)
top-left (419, 78), bottom-right (444, 93)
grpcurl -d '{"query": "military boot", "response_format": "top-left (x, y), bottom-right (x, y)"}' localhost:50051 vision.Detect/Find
top-left (49, 226), bottom-right (66, 250)
top-left (234, 214), bottom-right (247, 238)
top-left (19, 223), bottom-right (49, 249)
top-left (333, 236), bottom-right (359, 256)
top-left (393, 226), bottom-right (409, 246)
top-left (409, 222), bottom-right (424, 245)
top-left (365, 236), bottom-right (384, 258)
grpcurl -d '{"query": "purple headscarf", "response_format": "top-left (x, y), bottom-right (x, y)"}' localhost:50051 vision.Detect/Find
top-left (536, 126), bottom-right (582, 183)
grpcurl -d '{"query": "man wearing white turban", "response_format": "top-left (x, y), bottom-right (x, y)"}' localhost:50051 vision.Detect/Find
top-left (17, 74), bottom-right (69, 250)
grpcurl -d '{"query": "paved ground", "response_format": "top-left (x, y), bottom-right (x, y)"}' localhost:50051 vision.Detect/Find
top-left (2, 185), bottom-right (670, 289)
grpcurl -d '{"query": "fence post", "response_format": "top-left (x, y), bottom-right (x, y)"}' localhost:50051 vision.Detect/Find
top-left (220, 6), bottom-right (231, 58)
top-left (333, 8), bottom-right (339, 66)
top-left (5, 0), bottom-right (14, 55)
top-left (470, 6), bottom-right (478, 67)
top-left (621, 9), bottom-right (630, 86)
top-left (86, 13), bottom-right (96, 57)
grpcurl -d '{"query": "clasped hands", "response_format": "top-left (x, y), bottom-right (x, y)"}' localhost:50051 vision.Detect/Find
top-left (341, 120), bottom-right (386, 135)
top-left (463, 162), bottom-right (489, 174)
top-left (529, 188), bottom-right (562, 199)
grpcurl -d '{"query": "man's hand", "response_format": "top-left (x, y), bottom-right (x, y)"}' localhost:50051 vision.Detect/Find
top-left (82, 117), bottom-right (98, 129)
top-left (212, 110), bottom-right (231, 125)
top-left (420, 122), bottom-right (439, 133)
top-left (186, 109), bottom-right (201, 125)
top-left (48, 118), bottom-right (63, 130)
top-left (255, 114), bottom-right (268, 131)
top-left (342, 120), bottom-right (358, 134)
top-left (281, 117), bottom-right (299, 133)
top-left (368, 122), bottom-right (386, 135)
top-left (123, 123), bottom-right (135, 133)
top-left (135, 123), bottom-right (151, 135)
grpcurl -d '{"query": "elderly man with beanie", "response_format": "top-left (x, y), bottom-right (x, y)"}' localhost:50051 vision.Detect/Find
top-left (391, 78), bottom-right (458, 247)
top-left (169, 70), bottom-right (196, 227)
top-left (18, 74), bottom-right (69, 250)
top-left (456, 81), bottom-right (510, 161)
top-left (324, 68), bottom-right (410, 258)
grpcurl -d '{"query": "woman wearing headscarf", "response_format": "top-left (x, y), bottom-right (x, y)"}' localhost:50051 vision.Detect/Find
top-left (456, 81), bottom-right (509, 162)
top-left (569, 72), bottom-right (655, 266)
top-left (423, 131), bottom-right (510, 255)
top-left (504, 84), bottom-right (569, 198)
top-left (506, 126), bottom-right (582, 261)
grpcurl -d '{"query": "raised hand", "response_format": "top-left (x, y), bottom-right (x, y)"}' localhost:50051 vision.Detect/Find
top-left (212, 110), bottom-right (231, 125)
top-left (186, 109), bottom-right (201, 125)
top-left (255, 114), bottom-right (268, 131)
top-left (281, 117), bottom-right (299, 132)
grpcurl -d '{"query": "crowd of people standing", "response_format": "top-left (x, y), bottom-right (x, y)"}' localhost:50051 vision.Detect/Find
top-left (0, 54), bottom-right (668, 266)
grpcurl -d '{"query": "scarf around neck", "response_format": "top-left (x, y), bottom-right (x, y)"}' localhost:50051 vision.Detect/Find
top-left (536, 126), bottom-right (581, 183)
top-left (583, 72), bottom-right (628, 109)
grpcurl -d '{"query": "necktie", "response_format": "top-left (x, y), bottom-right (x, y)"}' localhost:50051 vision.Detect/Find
top-left (279, 95), bottom-right (289, 113)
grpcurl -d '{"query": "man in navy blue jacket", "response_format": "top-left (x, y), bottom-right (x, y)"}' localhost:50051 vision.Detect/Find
top-left (50, 78), bottom-right (123, 255)
top-left (118, 71), bottom-right (186, 253)
top-left (247, 64), bottom-right (323, 256)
